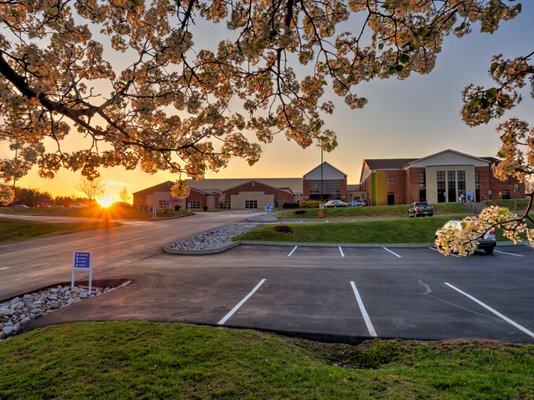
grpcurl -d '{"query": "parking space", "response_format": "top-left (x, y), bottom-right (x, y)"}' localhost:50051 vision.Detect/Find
top-left (207, 244), bottom-right (534, 342)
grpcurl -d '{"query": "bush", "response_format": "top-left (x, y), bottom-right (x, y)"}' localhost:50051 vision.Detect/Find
top-left (282, 202), bottom-right (299, 209)
top-left (203, 205), bottom-right (208, 211)
top-left (294, 210), bottom-right (306, 215)
top-left (299, 200), bottom-right (320, 208)
top-left (174, 204), bottom-right (181, 211)
top-left (274, 225), bottom-right (293, 233)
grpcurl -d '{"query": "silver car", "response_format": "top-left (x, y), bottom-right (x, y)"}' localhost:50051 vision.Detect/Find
top-left (435, 220), bottom-right (496, 255)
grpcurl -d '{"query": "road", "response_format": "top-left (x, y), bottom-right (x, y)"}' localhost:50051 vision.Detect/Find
top-left (1, 212), bottom-right (533, 343)
top-left (0, 211), bottom-right (250, 300)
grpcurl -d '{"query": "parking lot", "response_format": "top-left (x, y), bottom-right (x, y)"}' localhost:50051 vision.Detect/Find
top-left (27, 243), bottom-right (534, 343)
top-left (189, 244), bottom-right (534, 343)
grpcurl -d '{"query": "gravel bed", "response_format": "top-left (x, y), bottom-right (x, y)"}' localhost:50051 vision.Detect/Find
top-left (0, 281), bottom-right (131, 340)
top-left (166, 223), bottom-right (259, 252)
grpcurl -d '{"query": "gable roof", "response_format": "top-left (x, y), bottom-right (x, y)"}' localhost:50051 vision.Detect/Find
top-left (363, 158), bottom-right (417, 170)
top-left (403, 149), bottom-right (491, 168)
top-left (303, 162), bottom-right (347, 179)
top-left (132, 181), bottom-right (174, 195)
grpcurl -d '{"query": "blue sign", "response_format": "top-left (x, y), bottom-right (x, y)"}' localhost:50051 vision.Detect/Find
top-left (265, 203), bottom-right (273, 212)
top-left (73, 251), bottom-right (92, 269)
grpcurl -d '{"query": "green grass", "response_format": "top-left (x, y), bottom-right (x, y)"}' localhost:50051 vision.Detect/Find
top-left (481, 198), bottom-right (531, 212)
top-left (237, 216), bottom-right (460, 244)
top-left (0, 218), bottom-right (121, 244)
top-left (0, 322), bottom-right (532, 399)
top-left (0, 206), bottom-right (191, 220)
top-left (276, 203), bottom-right (471, 220)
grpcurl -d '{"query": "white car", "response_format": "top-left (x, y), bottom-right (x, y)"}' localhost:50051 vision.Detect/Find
top-left (69, 203), bottom-right (88, 208)
top-left (435, 220), bottom-right (496, 255)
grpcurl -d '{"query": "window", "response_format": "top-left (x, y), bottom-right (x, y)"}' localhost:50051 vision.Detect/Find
top-left (308, 179), bottom-right (342, 200)
top-left (437, 171), bottom-right (446, 203)
top-left (457, 171), bottom-right (466, 192)
top-left (188, 200), bottom-right (201, 209)
top-left (158, 200), bottom-right (168, 208)
top-left (447, 171), bottom-right (456, 202)
top-left (219, 201), bottom-right (231, 209)
top-left (419, 172), bottom-right (426, 202)
top-left (244, 200), bottom-right (258, 209)
top-left (501, 189), bottom-right (511, 200)
top-left (475, 171), bottom-right (480, 202)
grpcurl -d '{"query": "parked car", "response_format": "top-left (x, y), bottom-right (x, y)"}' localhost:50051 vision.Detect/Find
top-left (324, 200), bottom-right (349, 208)
top-left (435, 220), bottom-right (496, 255)
top-left (408, 201), bottom-right (433, 217)
top-left (352, 199), bottom-right (368, 207)
top-left (69, 203), bottom-right (88, 208)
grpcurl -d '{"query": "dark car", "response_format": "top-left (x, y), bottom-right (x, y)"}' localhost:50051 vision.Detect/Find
top-left (408, 202), bottom-right (433, 217)
top-left (324, 200), bottom-right (349, 208)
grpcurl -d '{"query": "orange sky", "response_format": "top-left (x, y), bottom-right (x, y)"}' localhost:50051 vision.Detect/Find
top-left (3, 4), bottom-right (533, 202)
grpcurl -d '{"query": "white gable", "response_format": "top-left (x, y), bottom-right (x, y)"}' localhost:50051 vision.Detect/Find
top-left (406, 150), bottom-right (490, 168)
top-left (304, 163), bottom-right (346, 180)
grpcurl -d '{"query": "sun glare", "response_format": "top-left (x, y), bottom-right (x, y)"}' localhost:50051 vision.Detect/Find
top-left (97, 196), bottom-right (113, 208)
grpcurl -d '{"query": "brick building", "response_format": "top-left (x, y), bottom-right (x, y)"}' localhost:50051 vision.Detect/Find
top-left (133, 162), bottom-right (352, 209)
top-left (360, 149), bottom-right (525, 206)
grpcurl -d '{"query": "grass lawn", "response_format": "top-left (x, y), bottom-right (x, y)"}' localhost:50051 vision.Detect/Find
top-left (236, 216), bottom-right (521, 244)
top-left (237, 216), bottom-right (459, 244)
top-left (0, 322), bottom-right (531, 399)
top-left (0, 206), bottom-right (192, 220)
top-left (276, 202), bottom-right (471, 220)
top-left (0, 218), bottom-right (121, 244)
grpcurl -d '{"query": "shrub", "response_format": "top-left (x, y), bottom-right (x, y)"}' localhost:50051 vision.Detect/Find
top-left (282, 202), bottom-right (299, 209)
top-left (299, 200), bottom-right (320, 208)
top-left (294, 210), bottom-right (306, 215)
top-left (203, 205), bottom-right (208, 211)
top-left (174, 204), bottom-right (181, 211)
top-left (274, 225), bottom-right (293, 233)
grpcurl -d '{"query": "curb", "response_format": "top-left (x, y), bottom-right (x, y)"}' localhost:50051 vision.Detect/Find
top-left (163, 241), bottom-right (240, 255)
top-left (162, 240), bottom-right (530, 255)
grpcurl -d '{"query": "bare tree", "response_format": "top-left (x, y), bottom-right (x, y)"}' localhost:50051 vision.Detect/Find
top-left (118, 187), bottom-right (131, 204)
top-left (76, 177), bottom-right (105, 201)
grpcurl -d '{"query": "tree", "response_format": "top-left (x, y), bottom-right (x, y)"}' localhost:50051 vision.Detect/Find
top-left (118, 187), bottom-right (131, 203)
top-left (76, 177), bottom-right (105, 201)
top-left (14, 187), bottom-right (53, 207)
top-left (0, 0), bottom-right (521, 184)
top-left (436, 51), bottom-right (534, 255)
top-left (0, 184), bottom-right (14, 205)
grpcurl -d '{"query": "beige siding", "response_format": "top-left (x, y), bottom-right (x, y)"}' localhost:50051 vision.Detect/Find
top-left (230, 192), bottom-right (274, 209)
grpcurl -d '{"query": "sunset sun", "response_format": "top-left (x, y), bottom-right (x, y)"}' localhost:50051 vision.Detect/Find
top-left (96, 197), bottom-right (113, 208)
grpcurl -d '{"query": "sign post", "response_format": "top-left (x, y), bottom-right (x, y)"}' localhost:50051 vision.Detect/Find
top-left (72, 251), bottom-right (93, 293)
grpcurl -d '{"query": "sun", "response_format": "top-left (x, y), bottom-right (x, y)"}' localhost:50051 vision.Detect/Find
top-left (96, 196), bottom-right (113, 208)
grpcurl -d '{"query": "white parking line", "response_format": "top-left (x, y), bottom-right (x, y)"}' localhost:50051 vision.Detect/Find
top-left (428, 247), bottom-right (459, 257)
top-left (382, 247), bottom-right (401, 258)
top-left (0, 267), bottom-right (8, 271)
top-left (494, 250), bottom-right (524, 257)
top-left (444, 282), bottom-right (534, 339)
top-left (218, 279), bottom-right (266, 325)
top-left (338, 246), bottom-right (345, 257)
top-left (288, 246), bottom-right (298, 257)
top-left (350, 281), bottom-right (377, 337)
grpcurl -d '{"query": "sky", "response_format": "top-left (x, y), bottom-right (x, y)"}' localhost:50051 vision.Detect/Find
top-left (8, 2), bottom-right (534, 201)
